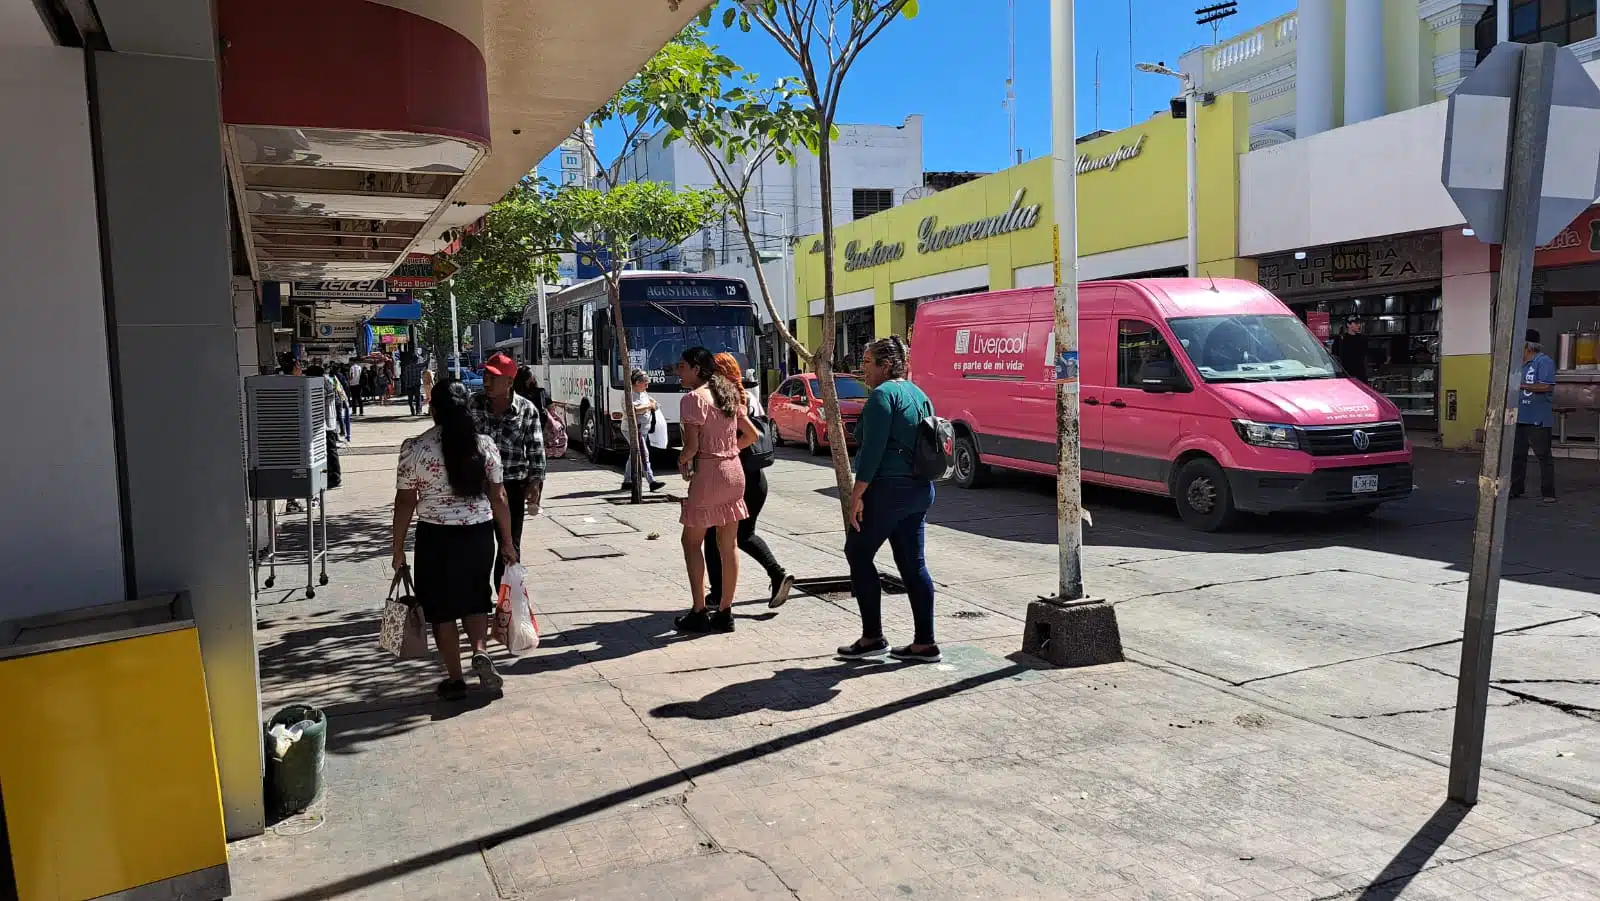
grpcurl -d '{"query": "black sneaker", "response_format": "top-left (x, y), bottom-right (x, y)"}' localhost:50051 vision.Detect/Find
top-left (890, 644), bottom-right (942, 664)
top-left (649, 480), bottom-right (666, 492)
top-left (436, 678), bottom-right (468, 701)
top-left (708, 609), bottom-right (735, 633)
top-left (837, 637), bottom-right (889, 659)
top-left (675, 608), bottom-right (712, 633)
top-left (471, 652), bottom-right (503, 694)
top-left (621, 482), bottom-right (635, 492)
top-left (769, 573), bottom-right (795, 609)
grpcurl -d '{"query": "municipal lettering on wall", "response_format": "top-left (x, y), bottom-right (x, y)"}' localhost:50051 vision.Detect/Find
top-left (1257, 232), bottom-right (1443, 298)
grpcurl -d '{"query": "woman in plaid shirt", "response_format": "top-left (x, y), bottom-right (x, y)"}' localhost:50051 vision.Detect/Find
top-left (470, 354), bottom-right (546, 582)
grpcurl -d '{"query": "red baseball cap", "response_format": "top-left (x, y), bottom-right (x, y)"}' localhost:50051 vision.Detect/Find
top-left (483, 353), bottom-right (518, 377)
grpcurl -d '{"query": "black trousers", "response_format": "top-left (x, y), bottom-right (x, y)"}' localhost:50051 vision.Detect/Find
top-left (495, 478), bottom-right (529, 584)
top-left (1511, 423), bottom-right (1556, 499)
top-left (705, 465), bottom-right (785, 601)
top-left (350, 386), bottom-right (365, 414)
top-left (325, 430), bottom-right (341, 489)
top-left (406, 387), bottom-right (423, 415)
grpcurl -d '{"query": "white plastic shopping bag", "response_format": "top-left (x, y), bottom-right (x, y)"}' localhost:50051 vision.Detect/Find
top-left (495, 563), bottom-right (541, 655)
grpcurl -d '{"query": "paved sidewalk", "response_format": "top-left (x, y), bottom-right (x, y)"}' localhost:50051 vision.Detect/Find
top-left (232, 416), bottom-right (1600, 901)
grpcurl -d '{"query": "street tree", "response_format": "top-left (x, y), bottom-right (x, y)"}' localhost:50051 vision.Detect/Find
top-left (633, 38), bottom-right (827, 374)
top-left (702, 0), bottom-right (919, 522)
top-left (465, 178), bottom-right (722, 502)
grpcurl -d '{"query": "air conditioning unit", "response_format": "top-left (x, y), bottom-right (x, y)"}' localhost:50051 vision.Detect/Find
top-left (244, 375), bottom-right (327, 500)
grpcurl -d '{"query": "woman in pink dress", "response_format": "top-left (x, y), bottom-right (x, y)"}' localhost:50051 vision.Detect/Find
top-left (674, 346), bottom-right (761, 634)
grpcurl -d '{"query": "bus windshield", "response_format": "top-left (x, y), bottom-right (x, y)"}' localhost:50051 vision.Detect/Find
top-left (621, 301), bottom-right (757, 387)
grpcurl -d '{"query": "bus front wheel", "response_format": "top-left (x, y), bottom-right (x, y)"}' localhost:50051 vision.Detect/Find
top-left (582, 409), bottom-right (604, 464)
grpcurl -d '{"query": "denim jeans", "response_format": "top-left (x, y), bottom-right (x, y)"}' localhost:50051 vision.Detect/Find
top-left (622, 415), bottom-right (655, 485)
top-left (844, 476), bottom-right (936, 644)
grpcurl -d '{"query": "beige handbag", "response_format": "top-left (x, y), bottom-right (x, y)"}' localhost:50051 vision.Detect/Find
top-left (378, 569), bottom-right (430, 659)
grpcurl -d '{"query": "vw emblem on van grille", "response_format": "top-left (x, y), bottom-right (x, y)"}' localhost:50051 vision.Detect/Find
top-left (1351, 429), bottom-right (1371, 451)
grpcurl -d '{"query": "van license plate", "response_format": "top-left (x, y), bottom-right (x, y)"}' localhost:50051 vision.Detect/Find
top-left (1351, 475), bottom-right (1379, 493)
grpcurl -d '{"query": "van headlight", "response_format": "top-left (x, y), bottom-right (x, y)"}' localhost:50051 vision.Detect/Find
top-left (1232, 420), bottom-right (1300, 450)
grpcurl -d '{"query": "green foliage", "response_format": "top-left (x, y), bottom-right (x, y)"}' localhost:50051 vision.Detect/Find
top-left (418, 179), bottom-right (721, 354)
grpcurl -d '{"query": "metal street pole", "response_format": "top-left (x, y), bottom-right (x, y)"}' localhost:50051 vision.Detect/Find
top-left (1050, 0), bottom-right (1083, 600)
top-left (448, 278), bottom-right (462, 380)
top-left (1497, 2), bottom-right (1509, 44)
top-left (1185, 78), bottom-right (1200, 277)
top-left (1447, 42), bottom-right (1555, 806)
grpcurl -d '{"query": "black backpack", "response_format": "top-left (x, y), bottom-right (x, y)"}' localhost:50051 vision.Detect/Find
top-left (744, 414), bottom-right (776, 469)
top-left (910, 400), bottom-right (955, 482)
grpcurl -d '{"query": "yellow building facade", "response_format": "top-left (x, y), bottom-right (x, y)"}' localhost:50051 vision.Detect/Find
top-left (794, 91), bottom-right (1253, 359)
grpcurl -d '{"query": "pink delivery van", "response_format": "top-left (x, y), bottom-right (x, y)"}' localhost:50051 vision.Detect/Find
top-left (909, 278), bottom-right (1413, 530)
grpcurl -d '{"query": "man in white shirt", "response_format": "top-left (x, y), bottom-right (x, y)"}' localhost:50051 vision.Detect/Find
top-left (348, 361), bottom-right (365, 416)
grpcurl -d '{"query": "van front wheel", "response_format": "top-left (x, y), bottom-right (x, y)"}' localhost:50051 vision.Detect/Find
top-left (1173, 458), bottom-right (1238, 532)
top-left (952, 432), bottom-right (989, 489)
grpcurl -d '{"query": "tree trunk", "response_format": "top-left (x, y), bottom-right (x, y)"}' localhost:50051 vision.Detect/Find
top-left (814, 131), bottom-right (856, 526)
top-left (607, 275), bottom-right (646, 504)
top-left (735, 210), bottom-right (810, 367)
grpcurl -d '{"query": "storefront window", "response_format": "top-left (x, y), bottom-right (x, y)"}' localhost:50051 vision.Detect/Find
top-left (1290, 289), bottom-right (1442, 430)
top-left (834, 308), bottom-right (874, 371)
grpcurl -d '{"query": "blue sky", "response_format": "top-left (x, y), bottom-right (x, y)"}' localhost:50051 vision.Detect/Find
top-left (551, 1), bottom-right (1297, 179)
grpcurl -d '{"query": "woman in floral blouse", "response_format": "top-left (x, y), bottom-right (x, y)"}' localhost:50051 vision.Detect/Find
top-left (392, 380), bottom-right (518, 700)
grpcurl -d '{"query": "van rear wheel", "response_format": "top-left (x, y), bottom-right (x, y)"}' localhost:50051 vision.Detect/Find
top-left (952, 432), bottom-right (989, 489)
top-left (1173, 457), bottom-right (1238, 532)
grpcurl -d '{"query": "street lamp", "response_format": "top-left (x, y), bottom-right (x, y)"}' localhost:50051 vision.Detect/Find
top-left (750, 208), bottom-right (791, 378)
top-left (1136, 61), bottom-right (1200, 278)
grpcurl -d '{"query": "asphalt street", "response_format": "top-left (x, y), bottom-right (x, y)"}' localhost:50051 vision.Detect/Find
top-left (756, 443), bottom-right (1600, 808)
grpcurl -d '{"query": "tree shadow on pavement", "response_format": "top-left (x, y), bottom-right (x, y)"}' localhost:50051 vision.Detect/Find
top-left (264, 504), bottom-right (396, 566)
top-left (648, 660), bottom-right (900, 720)
top-left (255, 661), bottom-right (1029, 901)
top-left (1355, 800), bottom-right (1470, 900)
top-left (256, 608), bottom-right (499, 756)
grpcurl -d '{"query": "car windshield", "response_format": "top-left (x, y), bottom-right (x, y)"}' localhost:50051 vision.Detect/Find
top-left (833, 376), bottom-right (868, 399)
top-left (1167, 314), bottom-right (1339, 383)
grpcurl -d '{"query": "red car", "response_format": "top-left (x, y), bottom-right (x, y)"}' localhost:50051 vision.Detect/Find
top-left (768, 373), bottom-right (870, 455)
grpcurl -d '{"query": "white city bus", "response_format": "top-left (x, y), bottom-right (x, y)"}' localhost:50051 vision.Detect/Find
top-left (522, 271), bottom-right (761, 461)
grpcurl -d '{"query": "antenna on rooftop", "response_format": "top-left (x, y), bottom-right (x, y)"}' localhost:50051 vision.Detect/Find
top-left (1196, 1), bottom-right (1239, 45)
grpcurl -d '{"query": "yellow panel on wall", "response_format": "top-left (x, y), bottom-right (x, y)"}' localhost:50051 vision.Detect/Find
top-left (0, 627), bottom-right (227, 901)
top-left (1441, 354), bottom-right (1492, 449)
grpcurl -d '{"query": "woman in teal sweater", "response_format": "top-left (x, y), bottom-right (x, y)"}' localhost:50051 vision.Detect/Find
top-left (838, 335), bottom-right (940, 663)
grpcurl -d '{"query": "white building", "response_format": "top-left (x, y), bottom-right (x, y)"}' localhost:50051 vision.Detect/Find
top-left (1181, 1), bottom-right (1600, 151)
top-left (612, 114), bottom-right (926, 327)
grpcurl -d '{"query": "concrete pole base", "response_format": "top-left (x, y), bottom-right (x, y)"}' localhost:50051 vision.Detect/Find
top-left (1021, 599), bottom-right (1124, 668)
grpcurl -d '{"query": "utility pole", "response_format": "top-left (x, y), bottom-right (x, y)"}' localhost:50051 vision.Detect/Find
top-left (1050, 0), bottom-right (1083, 602)
top-left (1019, 0), bottom-right (1124, 669)
top-left (1439, 40), bottom-right (1600, 803)
top-left (1136, 62), bottom-right (1200, 276)
top-left (448, 278), bottom-right (461, 379)
top-left (1447, 43), bottom-right (1554, 805)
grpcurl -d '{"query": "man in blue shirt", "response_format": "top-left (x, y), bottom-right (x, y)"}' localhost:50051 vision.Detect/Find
top-left (1511, 329), bottom-right (1557, 503)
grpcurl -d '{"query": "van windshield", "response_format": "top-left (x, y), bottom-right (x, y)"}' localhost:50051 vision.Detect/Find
top-left (1167, 314), bottom-right (1339, 383)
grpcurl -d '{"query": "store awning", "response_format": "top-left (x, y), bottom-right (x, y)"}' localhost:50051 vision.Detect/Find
top-left (217, 0), bottom-right (702, 279)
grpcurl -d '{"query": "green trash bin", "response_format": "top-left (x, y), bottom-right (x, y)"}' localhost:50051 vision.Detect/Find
top-left (264, 704), bottom-right (327, 818)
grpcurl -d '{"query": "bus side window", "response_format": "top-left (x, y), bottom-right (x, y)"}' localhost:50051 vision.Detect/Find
top-left (565, 309), bottom-right (581, 358)
top-left (548, 311), bottom-right (563, 360)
